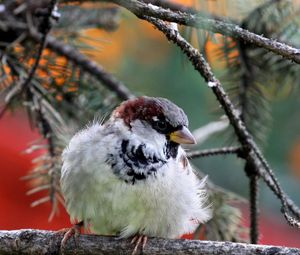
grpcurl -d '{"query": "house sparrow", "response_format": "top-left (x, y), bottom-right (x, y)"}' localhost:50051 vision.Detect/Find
top-left (60, 96), bottom-right (211, 252)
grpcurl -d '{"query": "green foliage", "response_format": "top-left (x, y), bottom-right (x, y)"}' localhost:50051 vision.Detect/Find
top-left (220, 0), bottom-right (300, 144)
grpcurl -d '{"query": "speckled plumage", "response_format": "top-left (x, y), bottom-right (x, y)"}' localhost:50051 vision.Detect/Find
top-left (60, 97), bottom-right (211, 238)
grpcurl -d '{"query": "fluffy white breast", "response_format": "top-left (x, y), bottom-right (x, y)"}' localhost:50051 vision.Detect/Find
top-left (61, 121), bottom-right (211, 238)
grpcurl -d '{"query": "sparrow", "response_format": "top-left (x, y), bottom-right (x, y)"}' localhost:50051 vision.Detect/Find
top-left (60, 96), bottom-right (212, 252)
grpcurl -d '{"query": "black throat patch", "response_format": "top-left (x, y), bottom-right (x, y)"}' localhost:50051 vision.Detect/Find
top-left (106, 139), bottom-right (170, 185)
top-left (164, 140), bottom-right (179, 159)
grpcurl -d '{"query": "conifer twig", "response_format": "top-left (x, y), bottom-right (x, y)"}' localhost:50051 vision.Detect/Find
top-left (0, 0), bottom-right (58, 117)
top-left (141, 16), bottom-right (300, 229)
top-left (244, 161), bottom-right (260, 244)
top-left (28, 31), bottom-right (134, 100)
top-left (187, 147), bottom-right (242, 159)
top-left (110, 0), bottom-right (300, 64)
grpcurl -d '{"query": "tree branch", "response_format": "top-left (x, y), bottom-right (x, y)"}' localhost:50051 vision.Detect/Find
top-left (28, 31), bottom-right (134, 101)
top-left (0, 0), bottom-right (58, 117)
top-left (139, 16), bottom-right (300, 228)
top-left (142, 0), bottom-right (199, 14)
top-left (187, 147), bottom-right (242, 159)
top-left (0, 229), bottom-right (299, 255)
top-left (0, 2), bottom-right (134, 101)
top-left (110, 0), bottom-right (300, 64)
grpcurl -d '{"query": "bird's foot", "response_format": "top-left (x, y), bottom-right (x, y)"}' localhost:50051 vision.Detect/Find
top-left (131, 234), bottom-right (148, 255)
top-left (59, 221), bottom-right (84, 248)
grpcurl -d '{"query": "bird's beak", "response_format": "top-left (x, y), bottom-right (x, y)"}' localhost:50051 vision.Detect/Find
top-left (169, 126), bottom-right (196, 145)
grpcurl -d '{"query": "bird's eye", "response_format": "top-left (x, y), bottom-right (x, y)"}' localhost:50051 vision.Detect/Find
top-left (154, 120), bottom-right (167, 131)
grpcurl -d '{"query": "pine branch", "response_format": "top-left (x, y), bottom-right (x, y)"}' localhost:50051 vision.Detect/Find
top-left (143, 0), bottom-right (199, 14)
top-left (244, 161), bottom-right (260, 244)
top-left (249, 174), bottom-right (259, 243)
top-left (227, 0), bottom-right (298, 144)
top-left (0, 0), bottom-right (58, 117)
top-left (141, 0), bottom-right (235, 23)
top-left (62, 0), bottom-right (236, 25)
top-left (28, 31), bottom-right (134, 101)
top-left (137, 16), bottom-right (300, 229)
top-left (21, 0), bottom-right (57, 88)
top-left (0, 229), bottom-right (299, 255)
top-left (110, 0), bottom-right (300, 64)
top-left (0, 1), bottom-right (134, 101)
top-left (187, 147), bottom-right (242, 159)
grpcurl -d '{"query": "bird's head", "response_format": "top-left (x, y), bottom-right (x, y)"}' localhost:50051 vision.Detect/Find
top-left (112, 96), bottom-right (196, 146)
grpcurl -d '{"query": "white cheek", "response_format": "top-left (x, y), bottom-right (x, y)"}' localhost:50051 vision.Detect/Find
top-left (130, 119), bottom-right (167, 158)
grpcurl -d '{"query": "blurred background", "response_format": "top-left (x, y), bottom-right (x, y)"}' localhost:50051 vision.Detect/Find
top-left (0, 0), bottom-right (300, 247)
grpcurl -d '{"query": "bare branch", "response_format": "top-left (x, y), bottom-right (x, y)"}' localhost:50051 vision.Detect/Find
top-left (110, 0), bottom-right (300, 64)
top-left (0, 229), bottom-right (299, 255)
top-left (244, 161), bottom-right (260, 244)
top-left (188, 147), bottom-right (242, 159)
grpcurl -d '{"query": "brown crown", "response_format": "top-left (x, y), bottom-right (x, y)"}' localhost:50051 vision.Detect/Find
top-left (113, 97), bottom-right (164, 126)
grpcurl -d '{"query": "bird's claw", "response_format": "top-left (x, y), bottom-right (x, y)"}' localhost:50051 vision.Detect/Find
top-left (59, 221), bottom-right (83, 249)
top-left (131, 235), bottom-right (148, 255)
